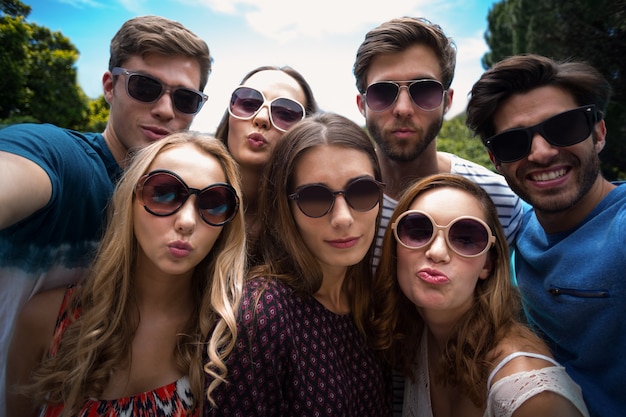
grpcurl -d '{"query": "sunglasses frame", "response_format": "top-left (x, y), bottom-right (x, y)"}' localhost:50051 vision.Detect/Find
top-left (364, 79), bottom-right (446, 112)
top-left (112, 67), bottom-right (208, 115)
top-left (392, 210), bottom-right (495, 258)
top-left (485, 105), bottom-right (597, 163)
top-left (135, 169), bottom-right (239, 226)
top-left (288, 177), bottom-right (385, 218)
top-left (228, 86), bottom-right (306, 132)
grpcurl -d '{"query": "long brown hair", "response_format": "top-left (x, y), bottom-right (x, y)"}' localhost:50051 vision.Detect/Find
top-left (372, 173), bottom-right (539, 406)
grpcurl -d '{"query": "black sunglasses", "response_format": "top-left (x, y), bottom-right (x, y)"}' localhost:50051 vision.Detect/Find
top-left (112, 67), bottom-right (208, 115)
top-left (486, 105), bottom-right (597, 163)
top-left (392, 210), bottom-right (495, 257)
top-left (228, 86), bottom-right (306, 132)
top-left (364, 79), bottom-right (445, 112)
top-left (135, 170), bottom-right (239, 226)
top-left (289, 177), bottom-right (384, 218)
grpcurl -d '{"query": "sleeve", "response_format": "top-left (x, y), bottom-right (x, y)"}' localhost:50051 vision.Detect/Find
top-left (205, 279), bottom-right (290, 417)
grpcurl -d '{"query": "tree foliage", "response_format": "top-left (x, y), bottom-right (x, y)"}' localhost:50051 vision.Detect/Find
top-left (483, 0), bottom-right (626, 179)
top-left (439, 115), bottom-right (494, 171)
top-left (0, 0), bottom-right (108, 130)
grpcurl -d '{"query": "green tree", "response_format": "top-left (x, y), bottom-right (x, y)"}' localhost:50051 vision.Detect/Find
top-left (439, 115), bottom-right (494, 171)
top-left (482, 0), bottom-right (626, 179)
top-left (84, 95), bottom-right (110, 132)
top-left (1, 1), bottom-right (89, 129)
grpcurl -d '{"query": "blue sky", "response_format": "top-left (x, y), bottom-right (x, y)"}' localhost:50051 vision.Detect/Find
top-left (26, 0), bottom-right (497, 133)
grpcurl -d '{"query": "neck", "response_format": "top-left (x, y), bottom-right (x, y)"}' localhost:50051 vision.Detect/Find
top-left (376, 146), bottom-right (450, 199)
top-left (313, 266), bottom-right (349, 314)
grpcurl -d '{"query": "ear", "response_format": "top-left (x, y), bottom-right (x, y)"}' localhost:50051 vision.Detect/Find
top-left (594, 119), bottom-right (607, 153)
top-left (102, 70), bottom-right (115, 106)
top-left (356, 93), bottom-right (366, 117)
top-left (488, 150), bottom-right (502, 173)
top-left (443, 88), bottom-right (454, 115)
top-left (478, 254), bottom-right (493, 280)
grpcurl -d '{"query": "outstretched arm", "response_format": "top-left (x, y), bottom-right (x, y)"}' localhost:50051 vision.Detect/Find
top-left (0, 151), bottom-right (51, 230)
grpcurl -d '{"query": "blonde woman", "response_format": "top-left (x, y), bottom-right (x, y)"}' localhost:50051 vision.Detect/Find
top-left (6, 132), bottom-right (246, 416)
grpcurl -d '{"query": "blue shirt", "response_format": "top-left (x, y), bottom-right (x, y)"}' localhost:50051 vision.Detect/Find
top-left (515, 184), bottom-right (626, 417)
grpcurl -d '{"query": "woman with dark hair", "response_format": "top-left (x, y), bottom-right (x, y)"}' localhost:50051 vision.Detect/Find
top-left (205, 113), bottom-right (392, 416)
top-left (373, 173), bottom-right (589, 417)
top-left (214, 65), bottom-right (318, 248)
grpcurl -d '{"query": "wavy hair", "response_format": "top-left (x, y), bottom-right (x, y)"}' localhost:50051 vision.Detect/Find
top-left (214, 65), bottom-right (319, 144)
top-left (371, 173), bottom-right (543, 406)
top-left (251, 112), bottom-right (382, 337)
top-left (24, 132), bottom-right (246, 414)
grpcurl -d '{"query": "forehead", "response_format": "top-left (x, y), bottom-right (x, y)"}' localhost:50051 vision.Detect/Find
top-left (148, 143), bottom-right (226, 186)
top-left (366, 43), bottom-right (442, 85)
top-left (408, 187), bottom-right (486, 222)
top-left (293, 145), bottom-right (374, 187)
top-left (242, 69), bottom-right (306, 103)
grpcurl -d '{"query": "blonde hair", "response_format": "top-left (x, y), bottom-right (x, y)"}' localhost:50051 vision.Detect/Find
top-left (25, 132), bottom-right (246, 414)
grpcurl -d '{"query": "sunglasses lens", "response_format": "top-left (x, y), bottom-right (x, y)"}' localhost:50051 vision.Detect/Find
top-left (345, 179), bottom-right (381, 211)
top-left (409, 80), bottom-right (444, 110)
top-left (172, 89), bottom-right (205, 114)
top-left (396, 213), bottom-right (434, 249)
top-left (230, 87), bottom-right (264, 118)
top-left (543, 108), bottom-right (593, 146)
top-left (127, 74), bottom-right (163, 102)
top-left (488, 130), bottom-right (531, 163)
top-left (270, 98), bottom-right (305, 131)
top-left (448, 218), bottom-right (491, 256)
top-left (365, 82), bottom-right (398, 111)
top-left (294, 185), bottom-right (334, 218)
top-left (140, 173), bottom-right (187, 215)
top-left (198, 185), bottom-right (239, 226)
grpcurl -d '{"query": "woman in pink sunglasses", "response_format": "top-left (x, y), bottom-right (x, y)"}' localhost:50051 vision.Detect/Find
top-left (214, 65), bottom-right (318, 254)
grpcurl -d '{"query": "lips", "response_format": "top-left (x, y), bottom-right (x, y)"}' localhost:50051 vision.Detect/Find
top-left (247, 132), bottom-right (267, 148)
top-left (168, 241), bottom-right (192, 258)
top-left (326, 237), bottom-right (359, 249)
top-left (142, 125), bottom-right (171, 140)
top-left (417, 268), bottom-right (450, 285)
top-left (529, 167), bottom-right (567, 182)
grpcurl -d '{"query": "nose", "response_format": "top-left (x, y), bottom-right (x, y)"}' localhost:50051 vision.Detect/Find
top-left (252, 104), bottom-right (271, 130)
top-left (151, 90), bottom-right (176, 120)
top-left (175, 195), bottom-right (198, 233)
top-left (527, 133), bottom-right (559, 164)
top-left (393, 85), bottom-right (415, 117)
top-left (425, 230), bottom-right (450, 263)
top-left (329, 194), bottom-right (354, 228)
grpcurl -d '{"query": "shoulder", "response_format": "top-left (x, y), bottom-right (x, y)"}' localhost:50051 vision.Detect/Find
top-left (240, 277), bottom-right (296, 323)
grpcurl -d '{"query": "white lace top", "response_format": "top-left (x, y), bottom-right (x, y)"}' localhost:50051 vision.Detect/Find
top-left (402, 328), bottom-right (590, 417)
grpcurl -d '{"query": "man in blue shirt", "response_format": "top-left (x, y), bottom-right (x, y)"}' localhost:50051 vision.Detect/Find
top-left (466, 53), bottom-right (625, 417)
top-left (0, 16), bottom-right (212, 415)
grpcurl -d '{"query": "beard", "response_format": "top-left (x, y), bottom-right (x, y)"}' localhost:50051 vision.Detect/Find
top-left (366, 116), bottom-right (443, 162)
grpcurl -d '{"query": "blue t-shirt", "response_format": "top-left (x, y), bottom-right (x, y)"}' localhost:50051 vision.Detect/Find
top-left (0, 123), bottom-right (122, 415)
top-left (515, 184), bottom-right (626, 417)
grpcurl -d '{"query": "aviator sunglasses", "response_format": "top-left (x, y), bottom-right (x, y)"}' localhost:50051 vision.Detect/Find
top-left (289, 177), bottom-right (385, 218)
top-left (486, 105), bottom-right (597, 163)
top-left (112, 67), bottom-right (208, 115)
top-left (392, 210), bottom-right (495, 257)
top-left (228, 86), bottom-right (306, 132)
top-left (135, 170), bottom-right (239, 226)
top-left (364, 79), bottom-right (446, 112)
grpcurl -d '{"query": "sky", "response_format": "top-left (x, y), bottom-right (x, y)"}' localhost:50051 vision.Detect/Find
top-left (25, 0), bottom-right (497, 133)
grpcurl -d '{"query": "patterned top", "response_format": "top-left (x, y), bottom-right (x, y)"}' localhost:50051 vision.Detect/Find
top-left (38, 286), bottom-right (197, 417)
top-left (204, 276), bottom-right (392, 417)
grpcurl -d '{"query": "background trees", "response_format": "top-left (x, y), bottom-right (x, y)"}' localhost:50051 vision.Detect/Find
top-left (482, 0), bottom-right (626, 179)
top-left (0, 0), bottom-right (106, 130)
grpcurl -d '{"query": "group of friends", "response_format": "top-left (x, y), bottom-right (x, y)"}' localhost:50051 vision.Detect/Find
top-left (0, 13), bottom-right (622, 417)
